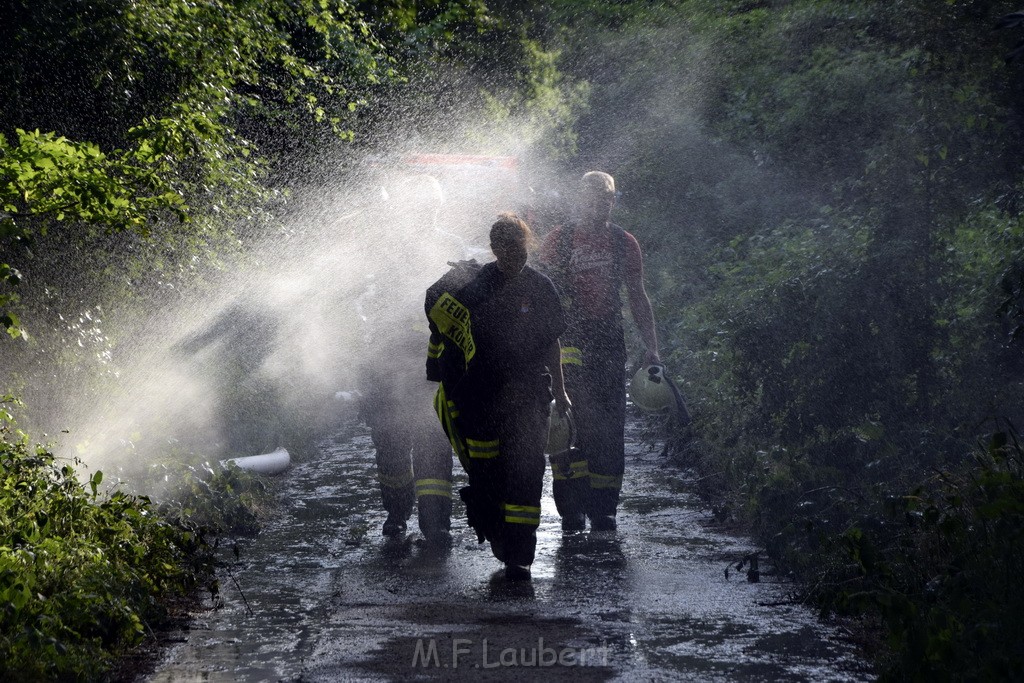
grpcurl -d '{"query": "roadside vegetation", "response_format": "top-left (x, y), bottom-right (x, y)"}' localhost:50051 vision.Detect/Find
top-left (0, 424), bottom-right (209, 679)
top-left (0, 1), bottom-right (576, 677)
top-left (4, 0), bottom-right (1024, 679)
top-left (0, 397), bottom-right (277, 679)
top-left (551, 1), bottom-right (1024, 678)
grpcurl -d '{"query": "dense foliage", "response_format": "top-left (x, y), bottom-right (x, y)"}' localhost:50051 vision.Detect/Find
top-left (549, 1), bottom-right (1024, 678)
top-left (0, 0), bottom-right (578, 424)
top-left (0, 0), bottom-right (394, 340)
top-left (0, 426), bottom-right (213, 679)
top-left (0, 0), bottom-right (573, 675)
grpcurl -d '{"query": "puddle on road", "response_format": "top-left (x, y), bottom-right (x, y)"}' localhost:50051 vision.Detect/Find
top-left (146, 422), bottom-right (873, 682)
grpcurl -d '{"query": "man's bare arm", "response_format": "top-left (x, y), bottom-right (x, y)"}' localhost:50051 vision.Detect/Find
top-left (625, 255), bottom-right (661, 365)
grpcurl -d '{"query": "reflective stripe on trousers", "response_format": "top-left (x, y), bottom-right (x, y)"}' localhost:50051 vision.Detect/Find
top-left (415, 478), bottom-right (452, 499)
top-left (589, 472), bottom-right (623, 491)
top-left (467, 437), bottom-right (500, 460)
top-left (503, 502), bottom-right (541, 526)
top-left (560, 346), bottom-right (583, 366)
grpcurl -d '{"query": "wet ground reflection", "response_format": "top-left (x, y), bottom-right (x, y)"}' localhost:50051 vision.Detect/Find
top-left (146, 422), bottom-right (873, 682)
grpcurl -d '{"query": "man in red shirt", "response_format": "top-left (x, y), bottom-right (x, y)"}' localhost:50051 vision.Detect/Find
top-left (539, 171), bottom-right (660, 532)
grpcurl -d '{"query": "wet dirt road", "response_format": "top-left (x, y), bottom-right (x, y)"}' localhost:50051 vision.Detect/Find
top-left (146, 421), bottom-right (873, 682)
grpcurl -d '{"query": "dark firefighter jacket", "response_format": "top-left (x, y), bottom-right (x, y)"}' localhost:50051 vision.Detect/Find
top-left (424, 260), bottom-right (565, 466)
top-left (425, 259), bottom-right (483, 467)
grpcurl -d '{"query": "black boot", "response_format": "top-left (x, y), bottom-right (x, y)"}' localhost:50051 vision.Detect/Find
top-left (381, 483), bottom-right (413, 537)
top-left (504, 563), bottom-right (531, 581)
top-left (550, 448), bottom-right (588, 531)
top-left (382, 514), bottom-right (407, 537)
top-left (586, 485), bottom-right (620, 532)
top-left (561, 512), bottom-right (586, 531)
top-left (589, 514), bottom-right (617, 532)
top-left (418, 494), bottom-right (453, 545)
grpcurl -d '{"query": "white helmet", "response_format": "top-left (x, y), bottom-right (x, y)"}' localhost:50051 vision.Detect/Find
top-left (630, 365), bottom-right (676, 414)
top-left (545, 403), bottom-right (574, 455)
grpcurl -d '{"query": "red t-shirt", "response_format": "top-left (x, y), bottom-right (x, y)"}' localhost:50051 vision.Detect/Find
top-left (539, 223), bottom-right (643, 321)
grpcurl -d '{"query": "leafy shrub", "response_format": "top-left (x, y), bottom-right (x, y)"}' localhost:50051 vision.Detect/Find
top-left (154, 461), bottom-right (275, 537)
top-left (825, 428), bottom-right (1024, 680)
top-left (0, 429), bottom-right (213, 680)
top-left (599, 2), bottom-right (1024, 676)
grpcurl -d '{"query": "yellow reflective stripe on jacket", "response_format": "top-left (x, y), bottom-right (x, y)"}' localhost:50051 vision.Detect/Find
top-left (551, 458), bottom-right (589, 481)
top-left (467, 437), bottom-right (499, 459)
top-left (560, 346), bottom-right (583, 366)
top-left (589, 472), bottom-right (623, 490)
top-left (427, 339), bottom-right (445, 359)
top-left (434, 384), bottom-right (467, 467)
top-left (415, 478), bottom-right (452, 499)
top-left (428, 292), bottom-right (475, 363)
top-left (503, 503), bottom-right (541, 526)
top-left (377, 470), bottom-right (414, 489)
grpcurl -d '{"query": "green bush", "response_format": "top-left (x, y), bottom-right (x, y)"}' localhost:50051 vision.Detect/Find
top-left (827, 428), bottom-right (1024, 680)
top-left (0, 428), bottom-right (213, 680)
top-left (562, 2), bottom-right (1024, 676)
top-left (154, 461), bottom-right (275, 537)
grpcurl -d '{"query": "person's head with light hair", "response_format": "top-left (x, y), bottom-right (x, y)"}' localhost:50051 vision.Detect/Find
top-left (578, 171), bottom-right (616, 226)
top-left (580, 171), bottom-right (615, 197)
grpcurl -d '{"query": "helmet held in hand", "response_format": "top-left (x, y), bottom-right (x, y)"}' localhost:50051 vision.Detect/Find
top-left (545, 402), bottom-right (574, 455)
top-left (630, 365), bottom-right (676, 414)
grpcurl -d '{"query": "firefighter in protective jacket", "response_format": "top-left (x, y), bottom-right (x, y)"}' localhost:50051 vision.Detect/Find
top-left (357, 174), bottom-right (465, 542)
top-left (426, 214), bottom-right (570, 581)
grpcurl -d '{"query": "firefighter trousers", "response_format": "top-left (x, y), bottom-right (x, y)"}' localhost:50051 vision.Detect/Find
top-left (557, 327), bottom-right (626, 520)
top-left (364, 383), bottom-right (454, 534)
top-left (465, 388), bottom-right (549, 567)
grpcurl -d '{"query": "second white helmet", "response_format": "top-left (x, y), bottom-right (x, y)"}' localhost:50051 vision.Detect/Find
top-left (545, 403), bottom-right (574, 455)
